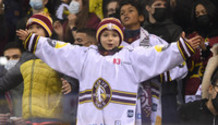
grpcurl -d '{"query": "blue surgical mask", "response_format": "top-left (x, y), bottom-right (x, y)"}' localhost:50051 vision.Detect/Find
top-left (69, 1), bottom-right (80, 14)
top-left (29, 0), bottom-right (44, 10)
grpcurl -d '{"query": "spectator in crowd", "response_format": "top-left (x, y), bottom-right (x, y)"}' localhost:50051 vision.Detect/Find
top-left (3, 42), bottom-right (23, 117)
top-left (202, 44), bottom-right (218, 99)
top-left (74, 28), bottom-right (97, 46)
top-left (178, 66), bottom-right (218, 125)
top-left (17, 16), bottom-right (200, 125)
top-left (104, 0), bottom-right (120, 18)
top-left (144, 0), bottom-right (182, 43)
top-left (0, 42), bottom-right (23, 125)
top-left (53, 0), bottom-right (100, 43)
top-left (190, 0), bottom-right (218, 39)
top-left (119, 0), bottom-right (187, 124)
top-left (183, 0), bottom-right (218, 103)
top-left (0, 14), bottom-right (72, 125)
top-left (143, 0), bottom-right (183, 124)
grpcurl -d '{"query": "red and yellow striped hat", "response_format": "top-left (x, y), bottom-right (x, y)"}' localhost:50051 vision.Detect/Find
top-left (26, 14), bottom-right (53, 37)
top-left (96, 17), bottom-right (124, 44)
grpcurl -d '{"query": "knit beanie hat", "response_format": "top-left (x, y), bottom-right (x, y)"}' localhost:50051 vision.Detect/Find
top-left (26, 14), bottom-right (53, 37)
top-left (96, 17), bottom-right (124, 44)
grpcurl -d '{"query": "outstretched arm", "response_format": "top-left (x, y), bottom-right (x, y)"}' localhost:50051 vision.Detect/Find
top-left (17, 30), bottom-right (86, 79)
top-left (131, 35), bottom-right (201, 83)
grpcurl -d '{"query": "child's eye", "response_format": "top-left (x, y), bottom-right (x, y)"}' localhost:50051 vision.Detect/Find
top-left (29, 26), bottom-right (33, 29)
top-left (103, 33), bottom-right (108, 37)
top-left (112, 33), bottom-right (118, 37)
top-left (37, 26), bottom-right (42, 29)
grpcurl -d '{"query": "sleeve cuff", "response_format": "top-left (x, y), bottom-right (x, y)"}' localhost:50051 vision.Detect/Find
top-left (177, 37), bottom-right (195, 60)
top-left (23, 33), bottom-right (40, 54)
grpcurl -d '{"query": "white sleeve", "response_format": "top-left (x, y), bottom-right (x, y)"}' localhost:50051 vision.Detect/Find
top-left (23, 34), bottom-right (86, 79)
top-left (130, 37), bottom-right (195, 83)
top-left (150, 34), bottom-right (188, 81)
top-left (169, 62), bottom-right (188, 80)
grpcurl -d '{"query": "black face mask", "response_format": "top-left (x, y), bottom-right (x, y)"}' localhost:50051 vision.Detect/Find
top-left (196, 15), bottom-right (210, 29)
top-left (212, 92), bottom-right (218, 111)
top-left (153, 8), bottom-right (167, 22)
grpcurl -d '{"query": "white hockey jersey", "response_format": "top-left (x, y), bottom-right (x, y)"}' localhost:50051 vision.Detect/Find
top-left (121, 28), bottom-right (188, 125)
top-left (24, 34), bottom-right (194, 125)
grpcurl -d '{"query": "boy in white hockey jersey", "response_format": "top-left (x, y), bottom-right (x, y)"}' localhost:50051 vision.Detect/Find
top-left (17, 18), bottom-right (202, 125)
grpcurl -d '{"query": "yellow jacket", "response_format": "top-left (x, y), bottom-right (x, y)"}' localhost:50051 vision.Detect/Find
top-left (20, 59), bottom-right (62, 119)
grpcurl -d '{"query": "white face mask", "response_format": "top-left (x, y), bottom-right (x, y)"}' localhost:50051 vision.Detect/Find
top-left (4, 60), bottom-right (19, 70)
top-left (29, 0), bottom-right (44, 10)
top-left (69, 1), bottom-right (80, 14)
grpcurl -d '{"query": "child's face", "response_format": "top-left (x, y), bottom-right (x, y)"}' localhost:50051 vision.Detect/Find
top-left (100, 30), bottom-right (120, 51)
top-left (27, 24), bottom-right (47, 37)
top-left (120, 4), bottom-right (143, 30)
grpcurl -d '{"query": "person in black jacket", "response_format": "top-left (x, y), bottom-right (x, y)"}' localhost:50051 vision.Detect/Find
top-left (143, 0), bottom-right (183, 124)
top-left (179, 67), bottom-right (218, 125)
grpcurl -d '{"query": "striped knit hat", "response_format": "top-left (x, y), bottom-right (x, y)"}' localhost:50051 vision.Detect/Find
top-left (96, 17), bottom-right (124, 44)
top-left (26, 14), bottom-right (53, 37)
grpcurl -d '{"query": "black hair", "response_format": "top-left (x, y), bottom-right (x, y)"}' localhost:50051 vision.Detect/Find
top-left (142, 0), bottom-right (171, 21)
top-left (76, 28), bottom-right (96, 40)
top-left (3, 42), bottom-right (23, 53)
top-left (211, 67), bottom-right (218, 86)
top-left (119, 0), bottom-right (145, 18)
top-left (191, 0), bottom-right (218, 31)
top-left (145, 0), bottom-right (167, 6)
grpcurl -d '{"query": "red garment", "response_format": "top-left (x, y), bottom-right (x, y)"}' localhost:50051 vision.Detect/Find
top-left (184, 32), bottom-right (218, 95)
top-left (86, 13), bottom-right (101, 30)
top-left (208, 36), bottom-right (218, 46)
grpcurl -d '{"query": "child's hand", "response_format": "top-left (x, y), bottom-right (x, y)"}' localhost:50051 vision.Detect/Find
top-left (16, 29), bottom-right (29, 41)
top-left (61, 78), bottom-right (72, 94)
top-left (181, 32), bottom-right (202, 49)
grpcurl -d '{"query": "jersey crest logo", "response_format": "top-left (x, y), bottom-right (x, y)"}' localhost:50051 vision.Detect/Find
top-left (92, 78), bottom-right (112, 109)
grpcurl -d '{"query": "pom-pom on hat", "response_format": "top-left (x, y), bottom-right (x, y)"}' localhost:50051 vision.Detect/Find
top-left (96, 17), bottom-right (124, 44)
top-left (26, 14), bottom-right (53, 37)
